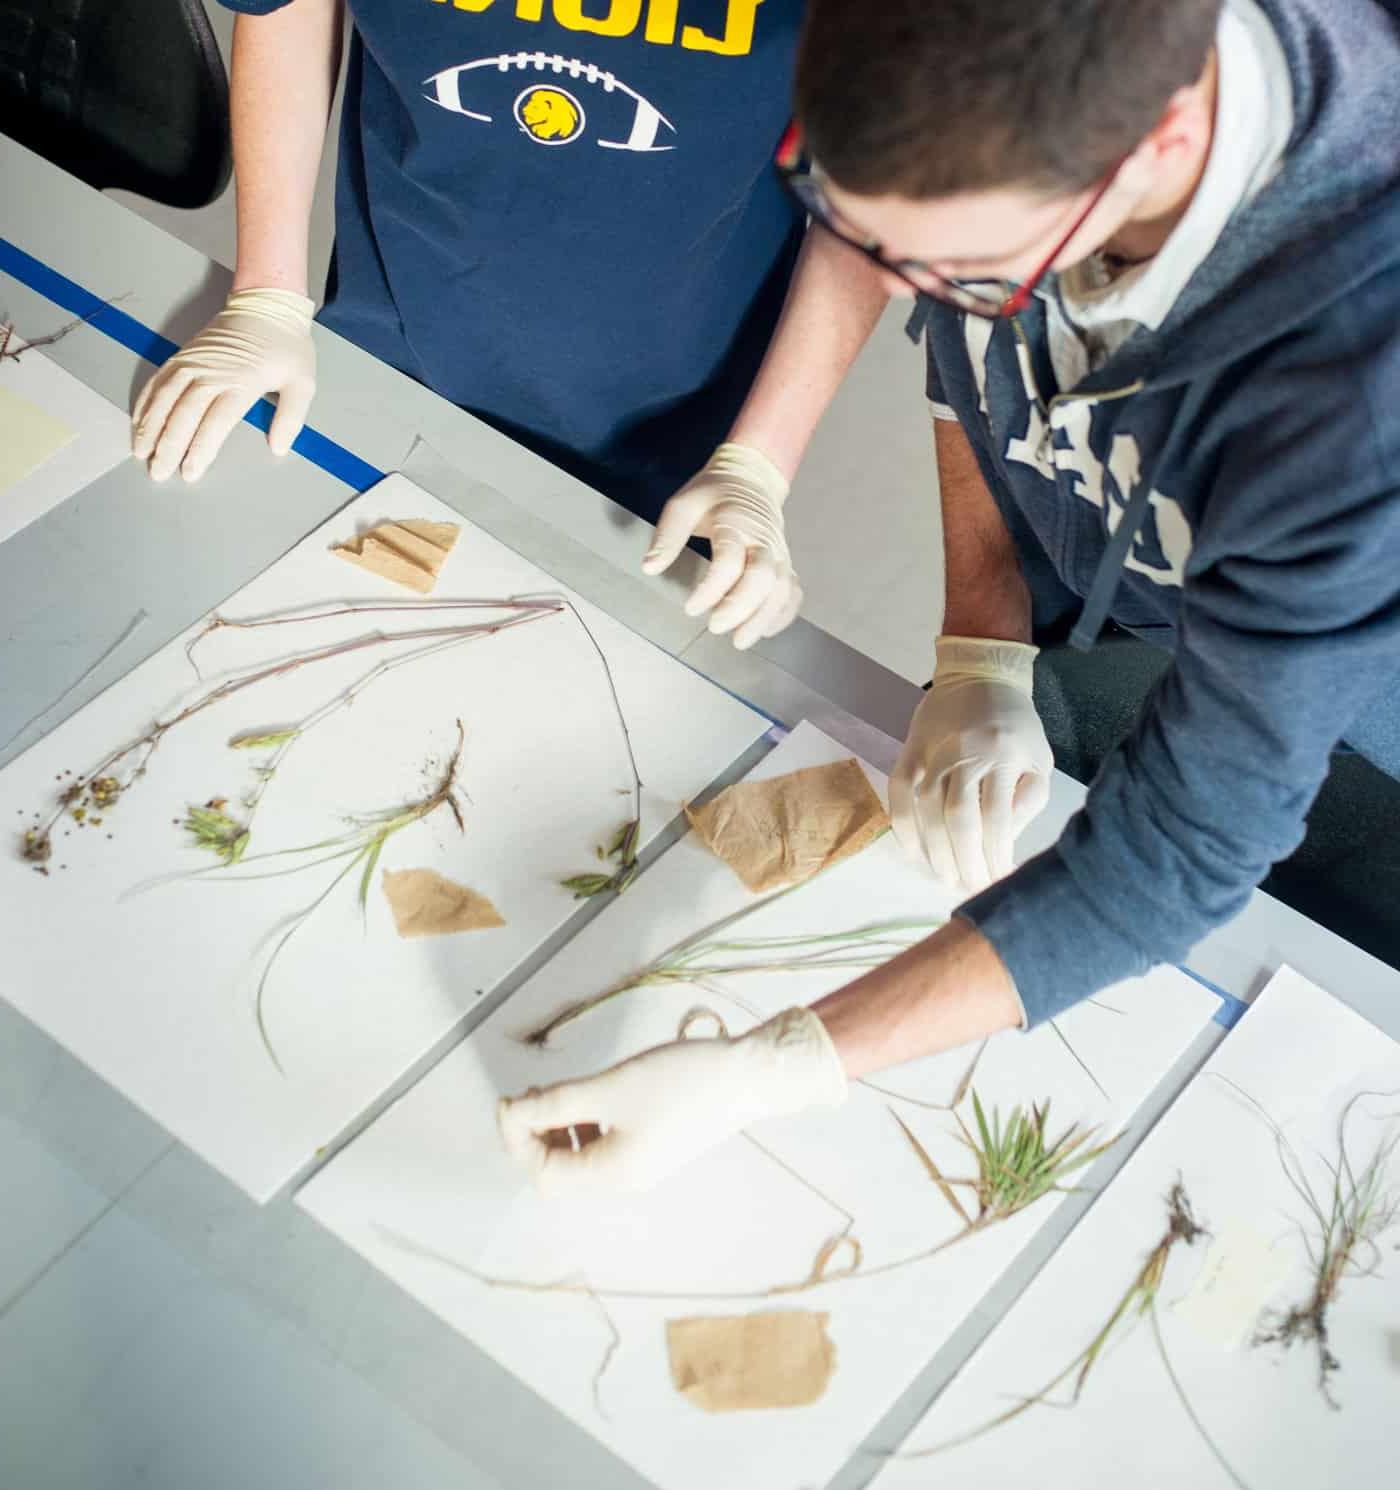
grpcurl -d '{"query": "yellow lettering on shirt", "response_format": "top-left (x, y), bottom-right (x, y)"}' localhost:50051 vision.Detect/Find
top-left (643, 0), bottom-right (678, 45)
top-left (681, 0), bottom-right (762, 54)
top-left (427, 0), bottom-right (759, 57)
top-left (553, 0), bottom-right (643, 38)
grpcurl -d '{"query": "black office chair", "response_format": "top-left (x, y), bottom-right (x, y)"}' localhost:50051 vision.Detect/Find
top-left (1035, 629), bottom-right (1400, 970)
top-left (0, 0), bottom-right (230, 208)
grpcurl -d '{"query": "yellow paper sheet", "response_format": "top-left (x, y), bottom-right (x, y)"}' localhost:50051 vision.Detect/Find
top-left (685, 757), bottom-right (889, 893)
top-left (332, 518), bottom-right (460, 594)
top-left (381, 869), bottom-right (504, 938)
top-left (667, 1310), bottom-right (836, 1412)
top-left (0, 384), bottom-right (76, 492)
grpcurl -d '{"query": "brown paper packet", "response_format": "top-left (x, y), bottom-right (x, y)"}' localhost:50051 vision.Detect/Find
top-left (332, 519), bottom-right (460, 594)
top-left (382, 868), bottom-right (504, 938)
top-left (684, 757), bottom-right (889, 893)
top-left (667, 1310), bottom-right (836, 1412)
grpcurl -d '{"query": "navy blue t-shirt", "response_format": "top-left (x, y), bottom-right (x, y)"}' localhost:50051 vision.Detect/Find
top-left (218, 0), bottom-right (805, 518)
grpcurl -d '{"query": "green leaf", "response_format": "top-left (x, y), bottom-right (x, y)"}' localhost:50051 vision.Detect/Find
top-left (183, 805), bottom-right (250, 864)
top-left (560, 873), bottom-right (614, 899)
top-left (358, 833), bottom-right (386, 910)
top-left (616, 817), bottom-right (640, 865)
top-left (229, 728), bottom-right (299, 750)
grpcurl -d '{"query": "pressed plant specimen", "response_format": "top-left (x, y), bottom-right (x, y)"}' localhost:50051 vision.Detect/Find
top-left (522, 870), bottom-right (942, 1048)
top-left (895, 1180), bottom-right (1249, 1488)
top-left (890, 1092), bottom-right (1114, 1237)
top-left (381, 1067), bottom-right (1114, 1305)
top-left (188, 722), bottom-right (470, 1070)
top-left (1215, 1077), bottom-right (1400, 1408)
top-left (17, 598), bottom-right (560, 866)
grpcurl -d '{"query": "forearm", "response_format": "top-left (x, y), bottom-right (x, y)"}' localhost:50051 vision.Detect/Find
top-left (230, 2), bottom-right (345, 294)
top-left (812, 918), bottom-right (1022, 1079)
top-left (935, 417), bottom-right (1032, 642)
top-left (727, 227), bottom-right (889, 481)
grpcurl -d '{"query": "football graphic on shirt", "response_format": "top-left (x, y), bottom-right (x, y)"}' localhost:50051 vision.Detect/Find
top-left (423, 53), bottom-right (676, 152)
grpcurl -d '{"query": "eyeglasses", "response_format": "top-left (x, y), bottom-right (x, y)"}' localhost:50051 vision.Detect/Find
top-left (775, 121), bottom-right (1122, 320)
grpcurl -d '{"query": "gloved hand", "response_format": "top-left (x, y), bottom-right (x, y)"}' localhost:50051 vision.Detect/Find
top-left (498, 1007), bottom-right (847, 1195)
top-left (131, 288), bottom-right (317, 482)
top-left (890, 636), bottom-right (1052, 894)
top-left (642, 442), bottom-right (802, 651)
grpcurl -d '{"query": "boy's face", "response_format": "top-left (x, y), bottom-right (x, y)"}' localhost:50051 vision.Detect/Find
top-left (821, 172), bottom-right (1140, 300)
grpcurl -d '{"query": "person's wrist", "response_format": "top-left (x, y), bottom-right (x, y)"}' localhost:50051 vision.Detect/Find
top-left (934, 635), bottom-right (1039, 694)
top-left (709, 441), bottom-right (792, 509)
top-left (735, 1007), bottom-right (847, 1120)
top-left (221, 287), bottom-right (316, 328)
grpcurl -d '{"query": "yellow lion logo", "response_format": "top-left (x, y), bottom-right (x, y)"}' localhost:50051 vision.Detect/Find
top-left (516, 87), bottom-right (584, 144)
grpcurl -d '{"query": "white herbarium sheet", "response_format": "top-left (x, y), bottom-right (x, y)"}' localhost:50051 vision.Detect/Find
top-left (0, 473), bottom-right (767, 1201)
top-left (871, 966), bottom-right (1400, 1490)
top-left (0, 341), bottom-right (131, 545)
top-left (297, 722), bottom-right (1222, 1490)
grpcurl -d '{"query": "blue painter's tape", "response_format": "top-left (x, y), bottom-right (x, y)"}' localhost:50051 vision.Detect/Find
top-left (3, 236), bottom-right (792, 721)
top-left (0, 236), bottom-right (384, 494)
top-left (1175, 964), bottom-right (1250, 1028)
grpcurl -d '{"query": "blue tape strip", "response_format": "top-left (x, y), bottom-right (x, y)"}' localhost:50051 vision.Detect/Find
top-left (0, 236), bottom-right (385, 493)
top-left (1175, 964), bottom-right (1250, 1028)
top-left (0, 237), bottom-right (808, 737)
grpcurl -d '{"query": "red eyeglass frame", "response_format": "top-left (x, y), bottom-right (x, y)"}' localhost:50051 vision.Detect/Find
top-left (775, 121), bottom-right (1123, 319)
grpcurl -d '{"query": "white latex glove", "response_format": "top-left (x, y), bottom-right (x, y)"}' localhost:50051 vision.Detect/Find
top-left (890, 636), bottom-right (1053, 894)
top-left (498, 1007), bottom-right (846, 1195)
top-left (642, 442), bottom-right (802, 650)
top-left (131, 288), bottom-right (317, 482)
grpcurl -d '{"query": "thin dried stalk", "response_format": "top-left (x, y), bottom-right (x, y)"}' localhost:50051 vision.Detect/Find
top-left (1216, 1077), bottom-right (1400, 1408)
top-left (377, 1084), bottom-right (1110, 1305)
top-left (524, 866), bottom-right (941, 1046)
top-left (557, 599), bottom-right (644, 897)
top-left (859, 1039), bottom-right (987, 1113)
top-left (894, 1180), bottom-right (1249, 1490)
top-left (236, 722), bottom-right (467, 1071)
top-left (0, 300), bottom-right (125, 362)
top-left (19, 604), bottom-right (556, 863)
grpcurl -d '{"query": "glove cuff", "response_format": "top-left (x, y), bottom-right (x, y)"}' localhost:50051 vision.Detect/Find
top-left (739, 1007), bottom-right (848, 1116)
top-left (934, 635), bottom-right (1039, 694)
top-left (709, 441), bottom-right (791, 509)
top-left (224, 287), bottom-right (316, 331)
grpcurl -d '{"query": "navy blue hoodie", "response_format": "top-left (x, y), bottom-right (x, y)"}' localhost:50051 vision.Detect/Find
top-left (914, 0), bottom-right (1400, 1023)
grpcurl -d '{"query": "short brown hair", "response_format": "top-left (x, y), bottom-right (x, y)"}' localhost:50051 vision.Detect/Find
top-left (796, 0), bottom-right (1222, 198)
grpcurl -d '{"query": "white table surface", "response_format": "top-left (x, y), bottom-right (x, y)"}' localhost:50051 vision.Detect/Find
top-left (2, 133), bottom-right (1398, 1490)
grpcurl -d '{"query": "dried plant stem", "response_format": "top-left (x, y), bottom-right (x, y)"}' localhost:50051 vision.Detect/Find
top-left (553, 599), bottom-right (645, 896)
top-left (859, 1040), bottom-right (987, 1113)
top-left (582, 1280), bottom-right (622, 1420)
top-left (247, 723), bottom-right (468, 1071)
top-left (560, 599), bottom-right (641, 828)
top-left (1147, 1304), bottom-right (1253, 1490)
top-left (525, 860), bottom-right (940, 1046)
top-left (1048, 1016), bottom-right (1109, 1101)
top-left (895, 1183), bottom-right (1219, 1460)
top-left (231, 626), bottom-right (501, 839)
top-left (376, 1082), bottom-right (1108, 1305)
top-left (0, 299), bottom-right (125, 362)
top-left (25, 608), bottom-right (555, 857)
top-left (1215, 1076), bottom-right (1400, 1407)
